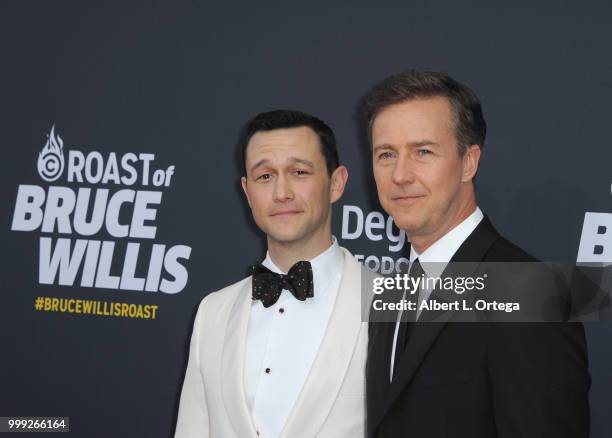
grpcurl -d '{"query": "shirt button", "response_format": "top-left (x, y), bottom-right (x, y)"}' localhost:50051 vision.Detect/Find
top-left (265, 367), bottom-right (271, 374)
top-left (279, 308), bottom-right (284, 314)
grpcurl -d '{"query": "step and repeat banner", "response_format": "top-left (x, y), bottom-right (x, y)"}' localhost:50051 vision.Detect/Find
top-left (1, 2), bottom-right (611, 437)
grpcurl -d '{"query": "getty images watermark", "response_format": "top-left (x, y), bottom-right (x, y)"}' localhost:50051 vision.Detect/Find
top-left (361, 261), bottom-right (612, 323)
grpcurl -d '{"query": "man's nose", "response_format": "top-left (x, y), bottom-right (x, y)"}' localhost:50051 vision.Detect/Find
top-left (273, 175), bottom-right (294, 202)
top-left (391, 153), bottom-right (417, 185)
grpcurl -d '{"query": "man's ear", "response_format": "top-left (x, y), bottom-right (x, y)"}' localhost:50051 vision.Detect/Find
top-left (461, 145), bottom-right (481, 182)
top-left (241, 176), bottom-right (252, 208)
top-left (329, 165), bottom-right (348, 204)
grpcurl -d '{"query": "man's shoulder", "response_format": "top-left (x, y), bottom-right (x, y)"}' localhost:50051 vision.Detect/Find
top-left (461, 215), bottom-right (534, 263)
top-left (338, 245), bottom-right (382, 279)
top-left (483, 235), bottom-right (539, 263)
top-left (481, 231), bottom-right (556, 284)
top-left (198, 275), bottom-right (252, 311)
top-left (359, 262), bottom-right (382, 283)
top-left (479, 229), bottom-right (572, 320)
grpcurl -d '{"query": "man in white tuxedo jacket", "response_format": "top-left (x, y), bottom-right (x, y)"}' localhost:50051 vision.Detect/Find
top-left (175, 110), bottom-right (370, 438)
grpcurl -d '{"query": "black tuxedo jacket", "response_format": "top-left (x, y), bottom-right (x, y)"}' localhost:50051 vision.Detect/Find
top-left (366, 217), bottom-right (591, 438)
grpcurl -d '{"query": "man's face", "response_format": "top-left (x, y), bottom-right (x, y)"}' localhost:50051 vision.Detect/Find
top-left (372, 96), bottom-right (479, 242)
top-left (241, 126), bottom-right (345, 247)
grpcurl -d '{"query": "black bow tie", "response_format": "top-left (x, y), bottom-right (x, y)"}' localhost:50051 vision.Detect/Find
top-left (251, 261), bottom-right (314, 308)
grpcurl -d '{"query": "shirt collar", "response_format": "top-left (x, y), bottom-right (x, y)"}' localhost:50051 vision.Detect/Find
top-left (262, 236), bottom-right (343, 299)
top-left (410, 207), bottom-right (484, 277)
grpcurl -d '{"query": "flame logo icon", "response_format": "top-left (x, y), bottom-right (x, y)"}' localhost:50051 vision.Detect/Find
top-left (37, 125), bottom-right (65, 182)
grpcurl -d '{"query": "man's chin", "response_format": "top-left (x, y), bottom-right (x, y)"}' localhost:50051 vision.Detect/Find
top-left (391, 216), bottom-right (424, 235)
top-left (265, 229), bottom-right (306, 245)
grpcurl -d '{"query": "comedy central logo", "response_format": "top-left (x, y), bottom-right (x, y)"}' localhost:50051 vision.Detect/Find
top-left (12, 124), bottom-right (192, 295)
top-left (37, 125), bottom-right (65, 182)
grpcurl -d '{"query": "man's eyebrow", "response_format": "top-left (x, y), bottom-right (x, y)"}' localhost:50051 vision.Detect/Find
top-left (373, 143), bottom-right (394, 154)
top-left (249, 157), bottom-right (315, 172)
top-left (288, 157), bottom-right (314, 168)
top-left (373, 141), bottom-right (439, 153)
top-left (250, 158), bottom-right (270, 172)
top-left (409, 140), bottom-right (440, 147)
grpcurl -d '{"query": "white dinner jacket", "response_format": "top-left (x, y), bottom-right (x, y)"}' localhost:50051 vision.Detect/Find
top-left (175, 247), bottom-right (371, 438)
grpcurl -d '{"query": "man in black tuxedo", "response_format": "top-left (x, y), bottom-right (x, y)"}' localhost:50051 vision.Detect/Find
top-left (364, 71), bottom-right (591, 438)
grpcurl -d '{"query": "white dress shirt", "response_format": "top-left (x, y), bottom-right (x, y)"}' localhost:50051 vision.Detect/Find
top-left (245, 237), bottom-right (343, 438)
top-left (390, 207), bottom-right (484, 380)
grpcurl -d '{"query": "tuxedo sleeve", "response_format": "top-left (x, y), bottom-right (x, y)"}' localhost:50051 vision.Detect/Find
top-left (487, 322), bottom-right (590, 438)
top-left (175, 298), bottom-right (210, 438)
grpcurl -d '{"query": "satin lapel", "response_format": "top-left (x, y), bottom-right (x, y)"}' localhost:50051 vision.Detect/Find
top-left (373, 216), bottom-right (501, 432)
top-left (280, 248), bottom-right (363, 438)
top-left (221, 279), bottom-right (257, 438)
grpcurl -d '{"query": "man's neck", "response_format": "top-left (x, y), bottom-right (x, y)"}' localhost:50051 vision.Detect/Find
top-left (410, 198), bottom-right (477, 254)
top-left (267, 230), bottom-right (333, 273)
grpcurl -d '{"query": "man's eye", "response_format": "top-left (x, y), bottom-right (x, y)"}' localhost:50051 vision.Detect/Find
top-left (256, 173), bottom-right (271, 181)
top-left (378, 151), bottom-right (395, 160)
top-left (294, 169), bottom-right (309, 176)
top-left (417, 149), bottom-right (432, 156)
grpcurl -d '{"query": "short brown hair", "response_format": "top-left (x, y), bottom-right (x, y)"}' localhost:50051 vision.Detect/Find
top-left (240, 109), bottom-right (339, 176)
top-left (363, 70), bottom-right (487, 155)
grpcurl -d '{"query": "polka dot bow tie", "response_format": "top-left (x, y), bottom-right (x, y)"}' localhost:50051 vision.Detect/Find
top-left (251, 261), bottom-right (314, 308)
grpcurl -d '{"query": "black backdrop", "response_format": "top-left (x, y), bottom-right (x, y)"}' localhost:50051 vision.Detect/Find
top-left (2, 2), bottom-right (611, 437)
